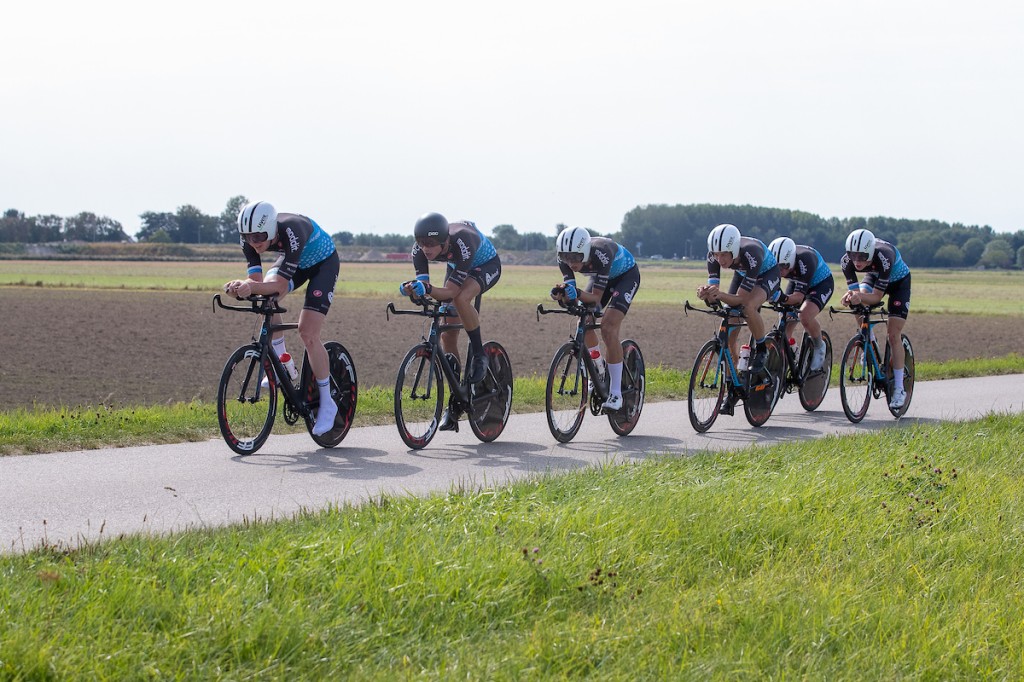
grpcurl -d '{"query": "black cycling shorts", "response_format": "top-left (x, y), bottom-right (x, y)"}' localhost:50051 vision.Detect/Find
top-left (883, 273), bottom-right (911, 319)
top-left (442, 255), bottom-right (502, 319)
top-left (788, 276), bottom-right (835, 311)
top-left (594, 265), bottom-right (640, 315)
top-left (728, 264), bottom-right (781, 301)
top-left (288, 251), bottom-right (340, 316)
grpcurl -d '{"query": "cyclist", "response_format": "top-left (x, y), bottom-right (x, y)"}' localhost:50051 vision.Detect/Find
top-left (223, 200), bottom-right (342, 436)
top-left (767, 236), bottom-right (835, 371)
top-left (840, 228), bottom-right (912, 410)
top-left (549, 226), bottom-right (640, 412)
top-left (399, 212), bottom-right (501, 431)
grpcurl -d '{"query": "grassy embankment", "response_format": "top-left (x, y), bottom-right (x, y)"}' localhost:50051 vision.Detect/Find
top-left (1, 261), bottom-right (1022, 455)
top-left (2, 414), bottom-right (1024, 678)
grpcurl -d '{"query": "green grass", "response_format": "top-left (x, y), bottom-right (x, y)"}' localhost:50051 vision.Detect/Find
top-left (2, 356), bottom-right (1021, 456)
top-left (3, 261), bottom-right (1023, 315)
top-left (3, 413), bottom-right (1023, 678)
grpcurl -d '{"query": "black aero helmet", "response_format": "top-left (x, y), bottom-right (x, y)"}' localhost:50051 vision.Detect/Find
top-left (414, 212), bottom-right (449, 243)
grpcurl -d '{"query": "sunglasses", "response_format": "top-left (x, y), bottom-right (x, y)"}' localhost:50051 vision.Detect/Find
top-left (243, 232), bottom-right (269, 244)
top-left (847, 252), bottom-right (870, 263)
top-left (559, 252), bottom-right (584, 264)
top-left (416, 237), bottom-right (443, 249)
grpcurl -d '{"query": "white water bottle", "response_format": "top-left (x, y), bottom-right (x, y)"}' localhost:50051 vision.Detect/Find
top-left (737, 345), bottom-right (750, 371)
top-left (280, 352), bottom-right (299, 381)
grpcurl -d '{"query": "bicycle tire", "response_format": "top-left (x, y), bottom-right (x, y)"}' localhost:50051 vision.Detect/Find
top-left (302, 342), bottom-right (358, 448)
top-left (744, 336), bottom-right (784, 427)
top-left (217, 344), bottom-right (277, 455)
top-left (609, 339), bottom-right (645, 436)
top-left (798, 330), bottom-right (832, 412)
top-left (688, 339), bottom-right (724, 433)
top-left (468, 341), bottom-right (513, 443)
top-left (545, 341), bottom-right (588, 443)
top-left (395, 343), bottom-right (444, 450)
top-left (839, 336), bottom-right (872, 423)
top-left (884, 334), bottom-right (915, 418)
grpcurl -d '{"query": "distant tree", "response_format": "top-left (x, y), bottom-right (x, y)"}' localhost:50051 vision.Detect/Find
top-left (519, 231), bottom-right (550, 252)
top-left (176, 204), bottom-right (218, 244)
top-left (333, 231), bottom-right (354, 246)
top-left (962, 237), bottom-right (986, 266)
top-left (978, 239), bottom-right (1013, 269)
top-left (137, 212), bottom-right (178, 242)
top-left (218, 195), bottom-right (248, 244)
top-left (490, 224), bottom-right (520, 250)
top-left (34, 215), bottom-right (64, 242)
top-left (63, 212), bottom-right (127, 242)
top-left (932, 244), bottom-right (965, 267)
top-left (0, 210), bottom-right (35, 242)
top-left (148, 229), bottom-right (172, 243)
top-left (1017, 245), bottom-right (1024, 269)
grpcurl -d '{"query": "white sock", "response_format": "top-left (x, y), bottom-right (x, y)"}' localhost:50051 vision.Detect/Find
top-left (607, 362), bottom-right (623, 397)
top-left (893, 368), bottom-right (904, 390)
top-left (317, 377), bottom-right (332, 404)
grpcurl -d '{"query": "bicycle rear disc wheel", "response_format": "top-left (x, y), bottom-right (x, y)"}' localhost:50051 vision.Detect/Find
top-left (395, 343), bottom-right (444, 450)
top-left (609, 339), bottom-right (645, 436)
top-left (798, 330), bottom-right (833, 412)
top-left (688, 339), bottom-right (724, 433)
top-left (217, 344), bottom-right (277, 455)
top-left (885, 335), bottom-right (915, 418)
top-left (468, 341), bottom-right (513, 443)
top-left (744, 337), bottom-right (784, 427)
top-left (303, 342), bottom-right (358, 448)
top-left (840, 336), bottom-right (872, 423)
top-left (545, 342), bottom-right (588, 443)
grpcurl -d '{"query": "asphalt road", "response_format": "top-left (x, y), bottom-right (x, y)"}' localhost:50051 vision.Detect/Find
top-left (3, 375), bottom-right (1022, 554)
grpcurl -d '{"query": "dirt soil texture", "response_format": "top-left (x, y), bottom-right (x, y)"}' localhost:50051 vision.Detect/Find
top-left (3, 287), bottom-right (1022, 410)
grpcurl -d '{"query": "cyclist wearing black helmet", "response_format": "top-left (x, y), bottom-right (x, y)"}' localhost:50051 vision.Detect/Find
top-left (223, 200), bottom-right (341, 436)
top-left (399, 212), bottom-right (502, 431)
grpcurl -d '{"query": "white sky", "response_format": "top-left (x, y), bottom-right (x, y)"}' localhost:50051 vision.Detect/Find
top-left (2, 1), bottom-right (1022, 237)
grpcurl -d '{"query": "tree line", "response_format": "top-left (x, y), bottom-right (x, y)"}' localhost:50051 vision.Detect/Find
top-left (2, 198), bottom-right (1022, 268)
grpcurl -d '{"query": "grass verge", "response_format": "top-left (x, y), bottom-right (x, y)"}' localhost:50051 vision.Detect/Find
top-left (2, 413), bottom-right (1023, 678)
top-left (1, 356), bottom-right (1021, 456)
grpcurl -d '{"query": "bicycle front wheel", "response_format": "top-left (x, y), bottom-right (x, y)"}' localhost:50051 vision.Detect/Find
top-left (744, 337), bottom-right (784, 427)
top-left (798, 330), bottom-right (832, 412)
top-left (395, 343), bottom-right (444, 450)
top-left (468, 341), bottom-right (513, 443)
top-left (840, 336), bottom-right (872, 423)
top-left (884, 334), bottom-right (916, 418)
top-left (545, 342), bottom-right (588, 443)
top-left (217, 344), bottom-right (277, 455)
top-left (609, 339), bottom-right (645, 436)
top-left (688, 339), bottom-right (724, 433)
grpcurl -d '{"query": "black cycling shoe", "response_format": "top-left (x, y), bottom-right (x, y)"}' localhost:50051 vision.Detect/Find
top-left (466, 353), bottom-right (487, 384)
top-left (439, 408), bottom-right (460, 432)
top-left (719, 394), bottom-right (736, 416)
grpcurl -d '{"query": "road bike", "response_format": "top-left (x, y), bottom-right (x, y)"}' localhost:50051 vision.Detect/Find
top-left (536, 300), bottom-right (645, 443)
top-left (764, 301), bottom-right (833, 411)
top-left (387, 298), bottom-right (513, 450)
top-left (213, 294), bottom-right (357, 455)
top-left (830, 303), bottom-right (915, 422)
top-left (683, 300), bottom-right (785, 432)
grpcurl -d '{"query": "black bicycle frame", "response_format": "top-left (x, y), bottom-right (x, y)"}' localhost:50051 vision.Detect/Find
top-left (830, 303), bottom-right (889, 386)
top-left (536, 301), bottom-right (610, 401)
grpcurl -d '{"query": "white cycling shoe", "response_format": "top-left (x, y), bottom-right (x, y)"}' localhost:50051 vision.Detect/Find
top-left (601, 394), bottom-right (623, 412)
top-left (889, 389), bottom-right (907, 410)
top-left (312, 400), bottom-right (338, 436)
top-left (810, 341), bottom-right (827, 372)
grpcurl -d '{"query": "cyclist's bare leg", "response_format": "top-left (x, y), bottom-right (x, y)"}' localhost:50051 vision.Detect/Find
top-left (298, 309), bottom-right (330, 380)
top-left (599, 309), bottom-right (625, 364)
top-left (452, 278), bottom-right (482, 334)
top-left (798, 301), bottom-right (822, 342)
top-left (887, 315), bottom-right (906, 370)
top-left (440, 328), bottom-right (461, 359)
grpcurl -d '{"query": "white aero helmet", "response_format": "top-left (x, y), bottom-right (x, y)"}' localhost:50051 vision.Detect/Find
top-left (237, 201), bottom-right (278, 242)
top-left (768, 236), bottom-right (797, 269)
top-left (845, 228), bottom-right (876, 260)
top-left (707, 223), bottom-right (741, 258)
top-left (556, 226), bottom-right (592, 262)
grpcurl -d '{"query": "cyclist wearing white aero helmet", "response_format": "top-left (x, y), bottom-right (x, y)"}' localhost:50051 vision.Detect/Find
top-left (697, 223), bottom-right (781, 377)
top-left (768, 236), bottom-right (835, 371)
top-left (550, 226), bottom-right (640, 412)
top-left (840, 228), bottom-right (912, 409)
top-left (223, 200), bottom-right (341, 436)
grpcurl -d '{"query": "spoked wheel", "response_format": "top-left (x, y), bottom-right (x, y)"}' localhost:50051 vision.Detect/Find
top-left (840, 336), bottom-right (872, 423)
top-left (884, 335), bottom-right (916, 418)
top-left (744, 337), bottom-right (784, 427)
top-left (395, 343), bottom-right (444, 450)
top-left (301, 342), bottom-right (358, 448)
top-left (217, 344), bottom-right (277, 455)
top-left (798, 330), bottom-right (833, 412)
top-left (545, 342), bottom-right (588, 443)
top-left (468, 341), bottom-right (513, 443)
top-left (688, 339), bottom-right (725, 433)
top-left (609, 339), bottom-right (645, 436)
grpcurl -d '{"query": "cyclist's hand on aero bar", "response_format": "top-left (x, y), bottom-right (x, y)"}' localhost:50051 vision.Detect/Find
top-left (399, 280), bottom-right (427, 298)
top-left (224, 279), bottom-right (252, 299)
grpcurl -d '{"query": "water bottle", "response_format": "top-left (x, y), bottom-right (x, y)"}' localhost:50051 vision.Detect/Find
top-left (280, 352), bottom-right (299, 381)
top-left (737, 345), bottom-right (750, 371)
